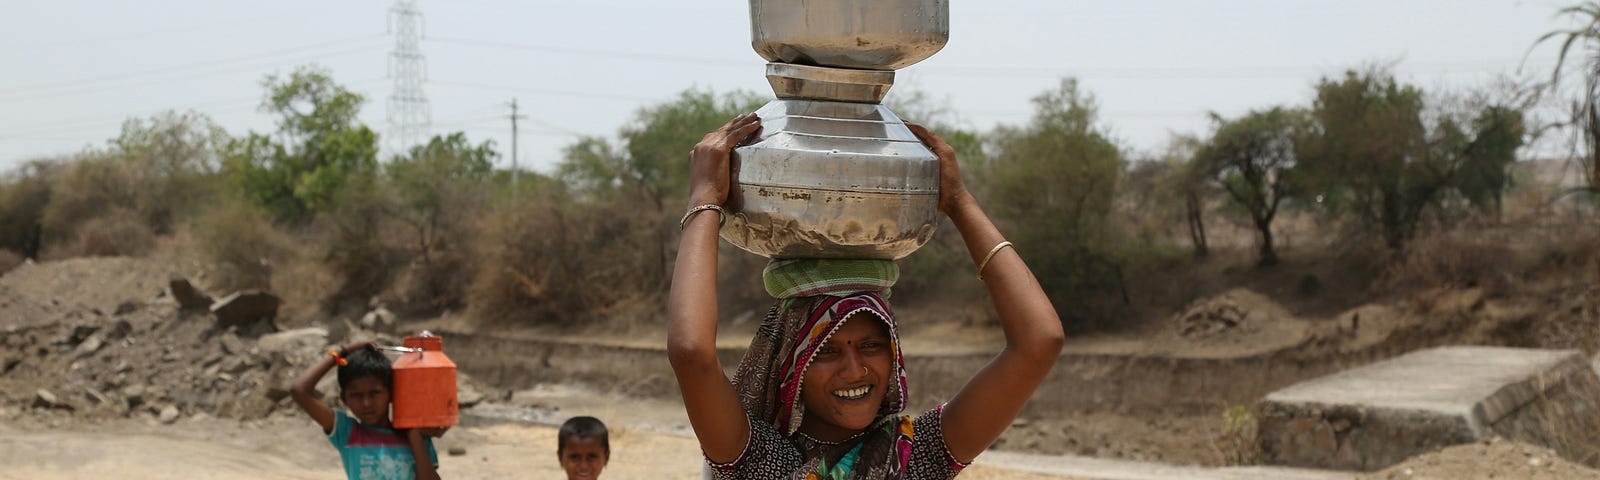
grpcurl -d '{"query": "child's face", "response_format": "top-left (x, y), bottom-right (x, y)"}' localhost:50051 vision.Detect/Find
top-left (340, 376), bottom-right (392, 427)
top-left (558, 436), bottom-right (608, 480)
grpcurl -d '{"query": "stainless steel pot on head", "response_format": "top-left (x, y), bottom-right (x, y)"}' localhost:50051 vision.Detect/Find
top-left (749, 0), bottom-right (949, 71)
top-left (725, 100), bottom-right (938, 260)
top-left (721, 0), bottom-right (949, 261)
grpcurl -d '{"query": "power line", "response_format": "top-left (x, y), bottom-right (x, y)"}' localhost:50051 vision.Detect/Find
top-left (0, 44), bottom-right (387, 104)
top-left (18, 12), bottom-right (305, 51)
top-left (0, 33), bottom-right (388, 99)
top-left (429, 79), bottom-right (660, 102)
top-left (427, 35), bottom-right (748, 67)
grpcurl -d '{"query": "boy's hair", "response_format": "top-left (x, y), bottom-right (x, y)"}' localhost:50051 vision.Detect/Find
top-left (558, 416), bottom-right (609, 453)
top-left (336, 347), bottom-right (393, 391)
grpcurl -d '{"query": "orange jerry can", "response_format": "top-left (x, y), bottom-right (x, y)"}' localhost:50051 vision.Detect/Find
top-left (391, 331), bottom-right (459, 429)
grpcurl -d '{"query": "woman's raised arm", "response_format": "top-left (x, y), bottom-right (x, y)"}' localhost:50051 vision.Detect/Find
top-left (907, 123), bottom-right (1066, 463)
top-left (666, 113), bottom-right (763, 463)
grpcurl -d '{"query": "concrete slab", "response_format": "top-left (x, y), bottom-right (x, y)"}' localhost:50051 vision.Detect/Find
top-left (975, 450), bottom-right (1355, 480)
top-left (1258, 346), bottom-right (1600, 471)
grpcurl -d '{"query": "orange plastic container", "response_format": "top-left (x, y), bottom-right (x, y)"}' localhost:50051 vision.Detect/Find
top-left (391, 331), bottom-right (459, 429)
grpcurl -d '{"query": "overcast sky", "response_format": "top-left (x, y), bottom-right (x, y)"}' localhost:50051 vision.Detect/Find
top-left (0, 0), bottom-right (1584, 174)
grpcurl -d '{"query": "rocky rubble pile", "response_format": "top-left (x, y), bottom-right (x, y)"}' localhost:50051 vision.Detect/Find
top-left (0, 258), bottom-right (488, 426)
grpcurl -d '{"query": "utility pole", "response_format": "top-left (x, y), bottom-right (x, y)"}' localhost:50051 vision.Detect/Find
top-left (508, 98), bottom-right (527, 193)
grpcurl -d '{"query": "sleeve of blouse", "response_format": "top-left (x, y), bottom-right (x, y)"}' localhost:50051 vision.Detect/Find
top-left (706, 414), bottom-right (801, 478)
top-left (908, 404), bottom-right (970, 479)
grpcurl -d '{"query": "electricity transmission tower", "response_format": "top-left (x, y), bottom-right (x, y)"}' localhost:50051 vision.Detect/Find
top-left (387, 0), bottom-right (431, 154)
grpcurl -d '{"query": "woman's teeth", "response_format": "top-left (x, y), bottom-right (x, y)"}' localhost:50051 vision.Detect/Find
top-left (833, 386), bottom-right (870, 400)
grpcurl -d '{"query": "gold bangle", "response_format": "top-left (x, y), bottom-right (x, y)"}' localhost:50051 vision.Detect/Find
top-left (679, 204), bottom-right (726, 231)
top-left (977, 241), bottom-right (1013, 280)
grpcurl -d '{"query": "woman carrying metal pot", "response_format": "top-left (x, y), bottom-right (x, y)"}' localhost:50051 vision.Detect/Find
top-left (667, 113), bottom-right (1064, 480)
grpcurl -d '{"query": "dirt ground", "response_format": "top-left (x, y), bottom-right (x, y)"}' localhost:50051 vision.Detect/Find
top-left (0, 406), bottom-right (1054, 480)
top-left (2, 245), bottom-right (1598, 478)
top-left (1359, 438), bottom-right (1599, 480)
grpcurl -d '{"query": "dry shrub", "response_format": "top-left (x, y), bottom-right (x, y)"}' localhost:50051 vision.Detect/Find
top-left (469, 196), bottom-right (664, 327)
top-left (1376, 233), bottom-right (1520, 294)
top-left (188, 197), bottom-right (288, 291)
top-left (388, 247), bottom-right (476, 316)
top-left (39, 155), bottom-right (145, 252)
top-left (0, 249), bottom-right (22, 274)
top-left (716, 244), bottom-right (778, 313)
top-left (0, 161), bottom-right (54, 257)
top-left (64, 208), bottom-right (156, 257)
top-left (1534, 230), bottom-right (1600, 278)
top-left (307, 177), bottom-right (406, 317)
top-left (1216, 404), bottom-right (1261, 465)
top-left (270, 253), bottom-right (338, 328)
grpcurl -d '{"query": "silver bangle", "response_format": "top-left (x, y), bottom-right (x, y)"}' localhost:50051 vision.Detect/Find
top-left (679, 204), bottom-right (726, 231)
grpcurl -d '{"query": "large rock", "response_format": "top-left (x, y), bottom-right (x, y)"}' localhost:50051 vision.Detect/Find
top-left (74, 334), bottom-right (104, 356)
top-left (1259, 346), bottom-right (1600, 471)
top-left (360, 307), bottom-right (395, 332)
top-left (210, 290), bottom-right (280, 335)
top-left (457, 373), bottom-right (487, 408)
top-left (33, 389), bottom-right (73, 411)
top-left (32, 389), bottom-right (58, 408)
top-left (256, 327), bottom-right (328, 356)
top-left (169, 277), bottom-right (214, 311)
top-left (159, 405), bottom-right (180, 424)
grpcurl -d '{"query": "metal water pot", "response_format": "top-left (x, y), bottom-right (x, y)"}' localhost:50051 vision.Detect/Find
top-left (721, 0), bottom-right (948, 260)
top-left (724, 100), bottom-right (938, 260)
top-left (749, 0), bottom-right (949, 70)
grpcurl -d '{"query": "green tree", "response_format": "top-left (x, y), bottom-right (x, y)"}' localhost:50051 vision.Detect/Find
top-left (1300, 69), bottom-right (1437, 250)
top-left (225, 65), bottom-right (379, 222)
top-left (984, 79), bottom-right (1127, 324)
top-left (1441, 104), bottom-right (1526, 216)
top-left (37, 111), bottom-right (230, 255)
top-left (1195, 107), bottom-right (1310, 266)
top-left (557, 88), bottom-right (764, 286)
top-left (105, 110), bottom-right (231, 232)
top-left (1536, 1), bottom-right (1600, 198)
top-left (1301, 69), bottom-right (1527, 250)
top-left (1171, 136), bottom-right (1214, 259)
top-left (1135, 135), bottom-right (1213, 259)
top-left (387, 132), bottom-right (496, 263)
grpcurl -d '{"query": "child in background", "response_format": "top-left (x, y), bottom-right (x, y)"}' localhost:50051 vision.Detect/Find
top-left (557, 416), bottom-right (610, 480)
top-left (291, 340), bottom-right (441, 480)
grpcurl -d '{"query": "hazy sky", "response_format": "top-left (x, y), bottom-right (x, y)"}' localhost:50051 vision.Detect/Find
top-left (0, 0), bottom-right (1584, 174)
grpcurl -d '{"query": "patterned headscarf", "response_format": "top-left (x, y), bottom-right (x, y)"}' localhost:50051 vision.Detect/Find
top-left (731, 259), bottom-right (914, 479)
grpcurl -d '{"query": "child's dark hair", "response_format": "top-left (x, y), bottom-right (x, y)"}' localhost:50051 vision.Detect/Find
top-left (336, 347), bottom-right (393, 390)
top-left (558, 416), bottom-right (610, 453)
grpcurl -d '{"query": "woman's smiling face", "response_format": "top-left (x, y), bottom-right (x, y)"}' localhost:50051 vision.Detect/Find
top-left (797, 312), bottom-right (894, 442)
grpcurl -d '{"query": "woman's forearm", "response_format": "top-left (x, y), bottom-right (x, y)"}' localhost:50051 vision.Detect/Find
top-left (948, 196), bottom-right (1064, 359)
top-left (666, 207), bottom-right (753, 462)
top-left (666, 212), bottom-right (722, 365)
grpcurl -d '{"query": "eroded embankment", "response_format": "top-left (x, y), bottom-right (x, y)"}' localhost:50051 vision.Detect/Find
top-left (436, 299), bottom-right (1509, 418)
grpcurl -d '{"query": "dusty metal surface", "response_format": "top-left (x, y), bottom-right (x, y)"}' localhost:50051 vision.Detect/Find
top-left (749, 0), bottom-right (948, 70)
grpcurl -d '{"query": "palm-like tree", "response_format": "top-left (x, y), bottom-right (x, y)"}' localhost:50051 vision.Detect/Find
top-left (1534, 2), bottom-right (1600, 197)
